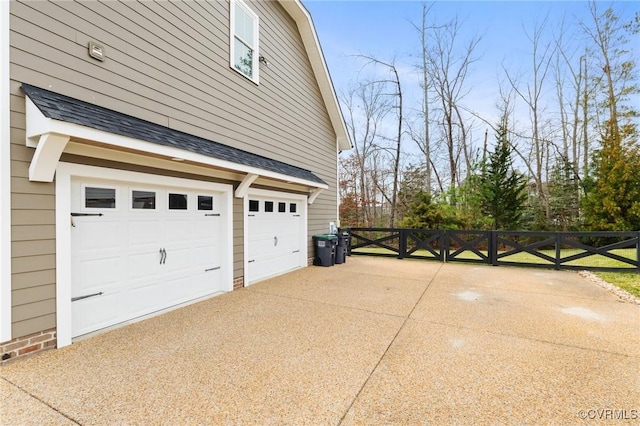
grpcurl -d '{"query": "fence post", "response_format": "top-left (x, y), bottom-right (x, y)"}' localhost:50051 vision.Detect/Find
top-left (490, 231), bottom-right (497, 266)
top-left (442, 229), bottom-right (451, 263)
top-left (398, 229), bottom-right (406, 260)
top-left (637, 231), bottom-right (640, 272)
top-left (554, 233), bottom-right (560, 271)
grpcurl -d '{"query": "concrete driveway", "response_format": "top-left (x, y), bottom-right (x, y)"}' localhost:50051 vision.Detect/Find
top-left (2, 257), bottom-right (639, 425)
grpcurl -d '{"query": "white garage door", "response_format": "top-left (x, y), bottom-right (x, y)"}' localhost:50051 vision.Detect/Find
top-left (246, 193), bottom-right (306, 284)
top-left (70, 177), bottom-right (228, 338)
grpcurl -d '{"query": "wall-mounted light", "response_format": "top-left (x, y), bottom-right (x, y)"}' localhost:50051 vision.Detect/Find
top-left (259, 55), bottom-right (270, 66)
top-left (88, 41), bottom-right (105, 62)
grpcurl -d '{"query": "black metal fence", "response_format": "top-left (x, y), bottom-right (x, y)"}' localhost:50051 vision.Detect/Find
top-left (346, 228), bottom-right (640, 272)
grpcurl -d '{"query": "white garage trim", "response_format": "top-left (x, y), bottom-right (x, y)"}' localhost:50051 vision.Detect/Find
top-left (243, 188), bottom-right (308, 285)
top-left (56, 162), bottom-right (233, 347)
top-left (0, 0), bottom-right (11, 343)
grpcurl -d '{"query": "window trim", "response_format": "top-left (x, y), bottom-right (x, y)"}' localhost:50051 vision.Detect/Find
top-left (230, 0), bottom-right (259, 84)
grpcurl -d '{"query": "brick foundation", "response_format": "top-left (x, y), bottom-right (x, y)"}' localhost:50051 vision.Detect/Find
top-left (308, 257), bottom-right (314, 266)
top-left (1, 328), bottom-right (57, 363)
top-left (233, 276), bottom-right (244, 290)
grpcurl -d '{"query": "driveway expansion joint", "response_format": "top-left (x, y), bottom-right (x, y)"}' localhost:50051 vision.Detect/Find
top-left (337, 263), bottom-right (444, 425)
top-left (1, 376), bottom-right (81, 425)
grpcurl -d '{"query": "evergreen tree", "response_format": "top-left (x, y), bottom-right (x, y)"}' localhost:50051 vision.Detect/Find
top-left (478, 125), bottom-right (529, 230)
top-left (548, 157), bottom-right (581, 231)
top-left (399, 191), bottom-right (459, 229)
top-left (583, 122), bottom-right (640, 231)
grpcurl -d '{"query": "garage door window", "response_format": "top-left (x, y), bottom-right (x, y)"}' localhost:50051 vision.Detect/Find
top-left (249, 200), bottom-right (259, 212)
top-left (132, 190), bottom-right (156, 209)
top-left (169, 193), bottom-right (188, 210)
top-left (265, 201), bottom-right (274, 212)
top-left (198, 195), bottom-right (213, 211)
top-left (290, 203), bottom-right (297, 213)
top-left (85, 186), bottom-right (116, 209)
top-left (278, 202), bottom-right (286, 213)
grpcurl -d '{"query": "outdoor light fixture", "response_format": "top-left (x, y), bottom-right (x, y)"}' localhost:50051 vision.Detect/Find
top-left (88, 41), bottom-right (105, 62)
top-left (259, 55), bottom-right (270, 66)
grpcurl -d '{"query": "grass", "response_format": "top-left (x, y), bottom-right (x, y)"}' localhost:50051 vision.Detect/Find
top-left (595, 272), bottom-right (640, 298)
top-left (351, 246), bottom-right (639, 298)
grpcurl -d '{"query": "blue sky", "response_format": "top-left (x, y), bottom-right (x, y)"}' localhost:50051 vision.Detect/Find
top-left (303, 1), bottom-right (640, 130)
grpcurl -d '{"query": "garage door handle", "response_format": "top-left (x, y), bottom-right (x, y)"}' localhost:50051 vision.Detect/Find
top-left (292, 250), bottom-right (300, 253)
top-left (72, 292), bottom-right (103, 302)
top-left (205, 213), bottom-right (220, 217)
top-left (274, 236), bottom-right (278, 246)
top-left (159, 248), bottom-right (167, 265)
top-left (205, 266), bottom-right (221, 272)
top-left (71, 213), bottom-right (104, 217)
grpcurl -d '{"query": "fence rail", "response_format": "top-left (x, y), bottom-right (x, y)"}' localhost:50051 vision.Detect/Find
top-left (346, 228), bottom-right (640, 272)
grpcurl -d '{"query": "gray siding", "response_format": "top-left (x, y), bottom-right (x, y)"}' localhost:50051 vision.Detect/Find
top-left (9, 0), bottom-right (338, 338)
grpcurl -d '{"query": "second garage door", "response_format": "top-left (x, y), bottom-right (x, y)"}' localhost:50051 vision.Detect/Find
top-left (246, 192), bottom-right (306, 284)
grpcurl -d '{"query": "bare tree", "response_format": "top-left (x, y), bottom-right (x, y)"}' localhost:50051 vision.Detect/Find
top-left (341, 81), bottom-right (393, 225)
top-left (408, 2), bottom-right (444, 195)
top-left (502, 15), bottom-right (556, 220)
top-left (354, 55), bottom-right (405, 227)
top-left (581, 1), bottom-right (639, 140)
top-left (426, 15), bottom-right (482, 204)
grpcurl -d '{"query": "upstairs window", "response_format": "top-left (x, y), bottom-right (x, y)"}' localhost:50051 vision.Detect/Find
top-left (230, 0), bottom-right (259, 83)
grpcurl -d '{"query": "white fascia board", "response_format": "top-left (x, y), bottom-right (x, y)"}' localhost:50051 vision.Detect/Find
top-left (0, 0), bottom-right (11, 342)
top-left (278, 0), bottom-right (351, 151)
top-left (25, 102), bottom-right (328, 190)
top-left (25, 97), bottom-right (52, 146)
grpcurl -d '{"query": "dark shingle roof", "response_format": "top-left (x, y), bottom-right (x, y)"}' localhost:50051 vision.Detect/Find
top-left (22, 84), bottom-right (326, 185)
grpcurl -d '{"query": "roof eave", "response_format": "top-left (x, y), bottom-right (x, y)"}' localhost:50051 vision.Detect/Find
top-left (24, 96), bottom-right (328, 190)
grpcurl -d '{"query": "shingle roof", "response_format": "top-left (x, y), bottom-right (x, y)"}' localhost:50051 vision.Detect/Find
top-left (22, 84), bottom-right (326, 185)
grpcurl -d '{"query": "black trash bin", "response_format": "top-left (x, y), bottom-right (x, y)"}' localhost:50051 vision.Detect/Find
top-left (343, 229), bottom-right (352, 256)
top-left (339, 228), bottom-right (352, 256)
top-left (313, 234), bottom-right (338, 266)
top-left (335, 232), bottom-right (348, 264)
